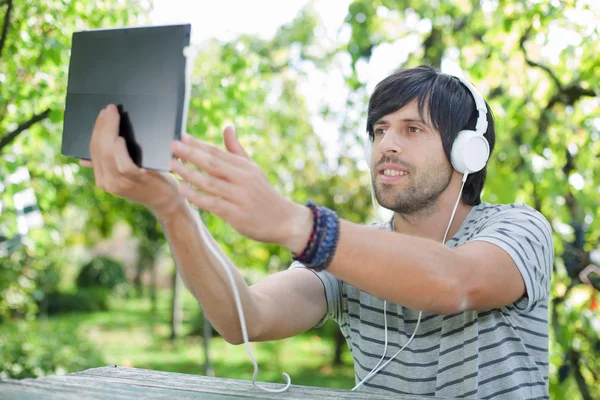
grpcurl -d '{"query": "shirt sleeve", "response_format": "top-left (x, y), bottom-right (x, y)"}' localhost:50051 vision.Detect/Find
top-left (468, 204), bottom-right (554, 313)
top-left (288, 261), bottom-right (344, 327)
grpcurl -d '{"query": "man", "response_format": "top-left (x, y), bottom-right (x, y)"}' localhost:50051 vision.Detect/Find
top-left (83, 65), bottom-right (553, 399)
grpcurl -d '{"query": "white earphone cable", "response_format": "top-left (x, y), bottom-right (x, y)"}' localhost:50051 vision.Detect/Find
top-left (195, 213), bottom-right (292, 393)
top-left (353, 172), bottom-right (468, 390)
top-left (443, 172), bottom-right (468, 245)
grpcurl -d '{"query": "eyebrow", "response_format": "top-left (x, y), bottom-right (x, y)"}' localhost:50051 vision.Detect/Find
top-left (374, 118), bottom-right (429, 126)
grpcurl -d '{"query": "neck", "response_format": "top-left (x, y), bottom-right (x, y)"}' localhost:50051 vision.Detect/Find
top-left (391, 174), bottom-right (473, 243)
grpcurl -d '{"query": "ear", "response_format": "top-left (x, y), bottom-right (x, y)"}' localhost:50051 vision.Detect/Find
top-left (223, 125), bottom-right (250, 159)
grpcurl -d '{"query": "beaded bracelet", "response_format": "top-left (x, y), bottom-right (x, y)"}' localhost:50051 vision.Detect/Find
top-left (293, 202), bottom-right (319, 261)
top-left (292, 200), bottom-right (340, 271)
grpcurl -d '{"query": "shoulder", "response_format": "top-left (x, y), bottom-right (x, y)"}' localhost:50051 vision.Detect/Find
top-left (471, 202), bottom-right (551, 231)
top-left (467, 202), bottom-right (554, 264)
top-left (455, 202), bottom-right (553, 254)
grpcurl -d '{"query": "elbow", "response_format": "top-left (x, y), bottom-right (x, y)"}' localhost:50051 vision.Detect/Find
top-left (219, 324), bottom-right (262, 346)
top-left (223, 334), bottom-right (245, 346)
top-left (434, 274), bottom-right (475, 315)
top-left (447, 275), bottom-right (479, 314)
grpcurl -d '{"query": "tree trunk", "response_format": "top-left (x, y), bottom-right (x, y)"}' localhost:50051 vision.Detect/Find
top-left (133, 259), bottom-right (144, 297)
top-left (150, 257), bottom-right (157, 316)
top-left (203, 313), bottom-right (214, 376)
top-left (170, 270), bottom-right (184, 340)
top-left (333, 328), bottom-right (345, 365)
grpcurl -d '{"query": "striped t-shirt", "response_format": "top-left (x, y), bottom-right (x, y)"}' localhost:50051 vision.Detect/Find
top-left (292, 202), bottom-right (553, 399)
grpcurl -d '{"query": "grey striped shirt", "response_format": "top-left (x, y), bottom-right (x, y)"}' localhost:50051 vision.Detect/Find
top-left (292, 202), bottom-right (553, 399)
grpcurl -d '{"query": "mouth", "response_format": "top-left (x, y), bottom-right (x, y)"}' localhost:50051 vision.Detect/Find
top-left (377, 164), bottom-right (409, 184)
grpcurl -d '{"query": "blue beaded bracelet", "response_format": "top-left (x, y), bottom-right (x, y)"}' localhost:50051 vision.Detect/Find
top-left (292, 200), bottom-right (340, 271)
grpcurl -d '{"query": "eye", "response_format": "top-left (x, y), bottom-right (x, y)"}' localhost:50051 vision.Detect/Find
top-left (408, 126), bottom-right (421, 133)
top-left (374, 127), bottom-right (387, 135)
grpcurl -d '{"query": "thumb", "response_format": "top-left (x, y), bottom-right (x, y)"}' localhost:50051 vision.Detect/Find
top-left (223, 125), bottom-right (250, 159)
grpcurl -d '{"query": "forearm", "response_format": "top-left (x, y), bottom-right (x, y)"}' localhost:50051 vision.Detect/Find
top-left (301, 220), bottom-right (469, 314)
top-left (158, 202), bottom-right (260, 344)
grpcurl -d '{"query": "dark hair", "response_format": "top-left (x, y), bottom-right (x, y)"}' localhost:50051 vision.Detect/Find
top-left (366, 65), bottom-right (496, 206)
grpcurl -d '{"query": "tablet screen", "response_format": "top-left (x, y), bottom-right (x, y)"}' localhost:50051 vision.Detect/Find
top-left (61, 24), bottom-right (192, 171)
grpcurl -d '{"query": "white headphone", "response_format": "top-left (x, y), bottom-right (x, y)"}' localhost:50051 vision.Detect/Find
top-left (364, 75), bottom-right (490, 175)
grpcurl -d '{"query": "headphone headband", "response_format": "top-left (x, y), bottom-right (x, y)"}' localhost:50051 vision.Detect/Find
top-left (454, 75), bottom-right (488, 135)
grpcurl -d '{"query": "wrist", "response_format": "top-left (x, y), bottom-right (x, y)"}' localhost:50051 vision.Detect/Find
top-left (153, 197), bottom-right (190, 225)
top-left (279, 201), bottom-right (314, 253)
top-left (290, 200), bottom-right (340, 271)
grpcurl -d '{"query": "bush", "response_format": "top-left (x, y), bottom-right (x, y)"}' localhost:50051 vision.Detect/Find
top-left (0, 320), bottom-right (104, 379)
top-left (43, 287), bottom-right (110, 315)
top-left (36, 257), bottom-right (129, 315)
top-left (77, 257), bottom-right (128, 290)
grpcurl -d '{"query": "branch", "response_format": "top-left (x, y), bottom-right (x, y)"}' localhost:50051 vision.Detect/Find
top-left (519, 26), bottom-right (563, 91)
top-left (0, 108), bottom-right (50, 151)
top-left (422, 27), bottom-right (443, 69)
top-left (570, 350), bottom-right (593, 400)
top-left (0, 0), bottom-right (12, 59)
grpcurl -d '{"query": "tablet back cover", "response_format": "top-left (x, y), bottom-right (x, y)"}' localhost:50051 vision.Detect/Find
top-left (61, 24), bottom-right (191, 170)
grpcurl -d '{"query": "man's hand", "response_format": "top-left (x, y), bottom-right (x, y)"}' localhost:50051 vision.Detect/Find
top-left (171, 126), bottom-right (312, 252)
top-left (82, 104), bottom-right (185, 221)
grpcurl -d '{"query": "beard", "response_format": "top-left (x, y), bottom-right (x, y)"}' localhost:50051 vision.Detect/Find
top-left (373, 158), bottom-right (453, 216)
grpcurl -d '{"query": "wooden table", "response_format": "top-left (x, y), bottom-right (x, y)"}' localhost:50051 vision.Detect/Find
top-left (0, 365), bottom-right (444, 399)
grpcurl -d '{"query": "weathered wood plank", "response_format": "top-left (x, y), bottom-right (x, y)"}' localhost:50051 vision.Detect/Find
top-left (0, 366), bottom-right (453, 399)
top-left (0, 373), bottom-right (241, 399)
top-left (74, 366), bottom-right (406, 399)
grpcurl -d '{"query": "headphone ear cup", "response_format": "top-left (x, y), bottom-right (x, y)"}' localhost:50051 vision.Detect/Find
top-left (451, 130), bottom-right (490, 174)
top-left (364, 139), bottom-right (372, 170)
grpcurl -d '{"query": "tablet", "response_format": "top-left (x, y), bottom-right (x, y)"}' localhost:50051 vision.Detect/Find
top-left (61, 24), bottom-right (192, 171)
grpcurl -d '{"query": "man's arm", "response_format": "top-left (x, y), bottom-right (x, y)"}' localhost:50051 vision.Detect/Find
top-left (319, 220), bottom-right (526, 314)
top-left (283, 204), bottom-right (552, 315)
top-left (160, 202), bottom-right (327, 344)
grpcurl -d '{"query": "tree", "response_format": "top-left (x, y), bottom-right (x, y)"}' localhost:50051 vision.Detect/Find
top-left (0, 0), bottom-right (151, 320)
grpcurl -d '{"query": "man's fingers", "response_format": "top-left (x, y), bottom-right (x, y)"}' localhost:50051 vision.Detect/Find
top-left (89, 104), bottom-right (121, 189)
top-left (179, 183), bottom-right (235, 219)
top-left (172, 139), bottom-right (245, 182)
top-left (92, 157), bottom-right (106, 190)
top-left (223, 126), bottom-right (250, 159)
top-left (91, 104), bottom-right (120, 157)
top-left (114, 137), bottom-right (146, 181)
top-left (171, 159), bottom-right (238, 201)
top-left (179, 132), bottom-right (250, 171)
top-left (80, 159), bottom-right (93, 168)
top-left (90, 105), bottom-right (119, 144)
top-left (103, 104), bottom-right (121, 138)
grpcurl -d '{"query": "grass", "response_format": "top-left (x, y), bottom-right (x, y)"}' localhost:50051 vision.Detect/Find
top-left (11, 289), bottom-right (356, 389)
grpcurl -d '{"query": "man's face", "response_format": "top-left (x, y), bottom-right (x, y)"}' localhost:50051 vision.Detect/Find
top-left (371, 99), bottom-right (453, 215)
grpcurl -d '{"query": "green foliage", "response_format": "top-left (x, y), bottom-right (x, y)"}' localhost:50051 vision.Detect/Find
top-left (44, 288), bottom-right (111, 315)
top-left (0, 320), bottom-right (104, 379)
top-left (0, 0), bottom-right (150, 320)
top-left (0, 229), bottom-right (67, 321)
top-left (77, 257), bottom-right (127, 290)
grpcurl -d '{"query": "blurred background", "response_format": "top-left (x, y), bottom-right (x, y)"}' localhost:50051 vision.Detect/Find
top-left (0, 0), bottom-right (598, 399)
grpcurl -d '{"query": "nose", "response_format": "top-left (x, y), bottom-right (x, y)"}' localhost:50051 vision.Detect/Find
top-left (376, 130), bottom-right (402, 159)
